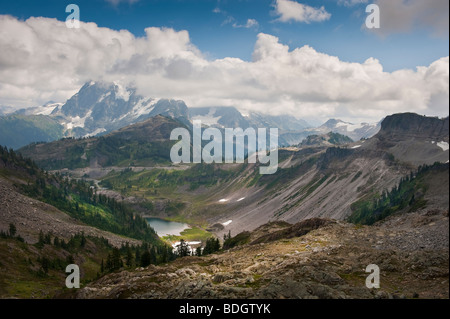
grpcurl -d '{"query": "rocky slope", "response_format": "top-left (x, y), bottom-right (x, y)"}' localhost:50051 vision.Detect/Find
top-left (73, 207), bottom-right (449, 299)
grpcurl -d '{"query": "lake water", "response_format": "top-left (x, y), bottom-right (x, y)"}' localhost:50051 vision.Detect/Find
top-left (146, 218), bottom-right (190, 237)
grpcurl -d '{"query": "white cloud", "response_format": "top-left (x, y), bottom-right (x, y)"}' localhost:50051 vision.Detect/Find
top-left (366, 0), bottom-right (449, 37)
top-left (274, 0), bottom-right (331, 23)
top-left (0, 15), bottom-right (448, 124)
top-left (233, 19), bottom-right (259, 29)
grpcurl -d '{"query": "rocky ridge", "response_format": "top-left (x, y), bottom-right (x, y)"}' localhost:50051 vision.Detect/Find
top-left (74, 207), bottom-right (449, 299)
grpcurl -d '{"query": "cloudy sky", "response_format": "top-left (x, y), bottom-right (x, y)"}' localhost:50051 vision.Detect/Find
top-left (0, 0), bottom-right (448, 124)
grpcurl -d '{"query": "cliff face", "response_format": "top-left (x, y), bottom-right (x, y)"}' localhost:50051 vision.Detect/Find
top-left (378, 113), bottom-right (449, 141)
top-left (365, 113), bottom-right (449, 167)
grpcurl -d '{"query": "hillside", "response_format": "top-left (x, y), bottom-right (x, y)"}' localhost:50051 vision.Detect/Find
top-left (299, 132), bottom-right (353, 147)
top-left (0, 114), bottom-right (64, 149)
top-left (0, 146), bottom-right (181, 297)
top-left (18, 115), bottom-right (185, 170)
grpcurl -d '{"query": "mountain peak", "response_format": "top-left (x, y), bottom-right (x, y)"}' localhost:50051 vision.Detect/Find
top-left (49, 81), bottom-right (189, 138)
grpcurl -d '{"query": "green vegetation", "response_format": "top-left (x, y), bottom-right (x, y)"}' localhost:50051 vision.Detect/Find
top-left (100, 163), bottom-right (235, 193)
top-left (18, 116), bottom-right (186, 170)
top-left (94, 135), bottom-right (173, 167)
top-left (1, 145), bottom-right (171, 245)
top-left (300, 132), bottom-right (353, 147)
top-left (202, 237), bottom-right (221, 255)
top-left (222, 231), bottom-right (251, 250)
top-left (0, 226), bottom-right (176, 298)
top-left (163, 227), bottom-right (212, 242)
top-left (327, 132), bottom-right (353, 145)
top-left (348, 163), bottom-right (448, 225)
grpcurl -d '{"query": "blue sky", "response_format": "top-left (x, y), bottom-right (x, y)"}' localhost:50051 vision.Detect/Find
top-left (1, 0), bottom-right (448, 71)
top-left (0, 0), bottom-right (448, 122)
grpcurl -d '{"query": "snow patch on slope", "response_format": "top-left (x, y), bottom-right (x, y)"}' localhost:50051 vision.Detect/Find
top-left (84, 128), bottom-right (106, 138)
top-left (222, 220), bottom-right (232, 226)
top-left (98, 92), bottom-right (111, 102)
top-left (437, 141), bottom-right (449, 151)
top-left (336, 121), bottom-right (363, 132)
top-left (131, 97), bottom-right (158, 118)
top-left (64, 110), bottom-right (92, 129)
top-left (34, 103), bottom-right (62, 115)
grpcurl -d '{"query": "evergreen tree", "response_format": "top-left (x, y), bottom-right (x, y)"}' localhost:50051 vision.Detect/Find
top-left (80, 232), bottom-right (86, 247)
top-left (66, 255), bottom-right (75, 264)
top-left (111, 248), bottom-right (123, 270)
top-left (38, 230), bottom-right (45, 248)
top-left (161, 245), bottom-right (169, 263)
top-left (141, 250), bottom-right (151, 267)
top-left (41, 257), bottom-right (49, 274)
top-left (106, 253), bottom-right (113, 271)
top-left (214, 238), bottom-right (220, 251)
top-left (8, 223), bottom-right (16, 237)
top-left (176, 239), bottom-right (189, 257)
top-left (126, 247), bottom-right (133, 267)
top-left (44, 232), bottom-right (52, 245)
top-left (135, 246), bottom-right (141, 265)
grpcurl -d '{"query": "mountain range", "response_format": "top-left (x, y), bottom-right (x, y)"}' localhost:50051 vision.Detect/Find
top-left (1, 81), bottom-right (381, 149)
top-left (1, 110), bottom-right (448, 299)
top-left (19, 111), bottom-right (449, 234)
top-left (1, 80), bottom-right (449, 300)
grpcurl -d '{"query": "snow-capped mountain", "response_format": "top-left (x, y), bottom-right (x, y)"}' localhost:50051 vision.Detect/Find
top-left (1, 81), bottom-right (382, 149)
top-left (188, 106), bottom-right (313, 146)
top-left (188, 106), bottom-right (311, 132)
top-left (309, 119), bottom-right (381, 141)
top-left (13, 101), bottom-right (64, 116)
top-left (49, 81), bottom-right (189, 137)
top-left (189, 107), bottom-right (251, 129)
